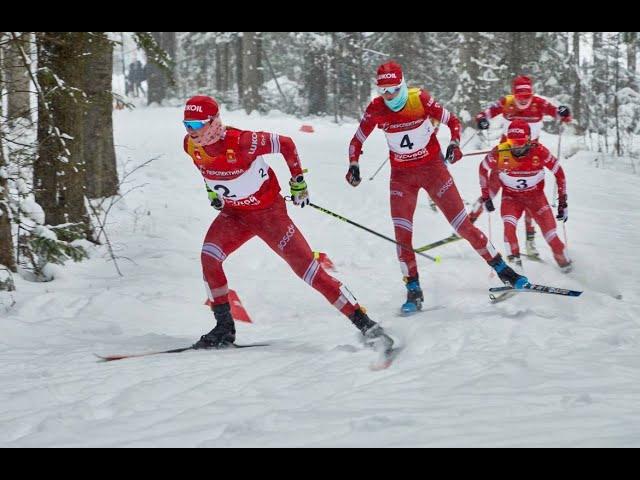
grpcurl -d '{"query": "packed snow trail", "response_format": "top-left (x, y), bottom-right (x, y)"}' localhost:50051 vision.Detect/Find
top-left (1, 106), bottom-right (639, 447)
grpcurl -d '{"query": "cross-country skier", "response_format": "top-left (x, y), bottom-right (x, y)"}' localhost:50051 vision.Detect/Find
top-left (183, 95), bottom-right (392, 350)
top-left (472, 75), bottom-right (572, 258)
top-left (346, 62), bottom-right (528, 314)
top-left (479, 120), bottom-right (571, 272)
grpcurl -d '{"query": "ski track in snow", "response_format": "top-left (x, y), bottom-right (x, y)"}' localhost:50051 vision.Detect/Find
top-left (1, 106), bottom-right (639, 447)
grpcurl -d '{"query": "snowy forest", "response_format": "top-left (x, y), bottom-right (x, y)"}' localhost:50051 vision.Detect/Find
top-left (0, 32), bottom-right (638, 290)
top-left (1, 32), bottom-right (639, 291)
top-left (1, 32), bottom-right (640, 447)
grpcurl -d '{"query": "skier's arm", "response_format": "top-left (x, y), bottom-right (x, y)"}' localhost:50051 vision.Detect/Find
top-left (349, 103), bottom-right (377, 164)
top-left (478, 152), bottom-right (498, 212)
top-left (479, 152), bottom-right (497, 199)
top-left (476, 97), bottom-right (506, 127)
top-left (543, 149), bottom-right (567, 198)
top-left (248, 131), bottom-right (304, 178)
top-left (421, 92), bottom-right (461, 143)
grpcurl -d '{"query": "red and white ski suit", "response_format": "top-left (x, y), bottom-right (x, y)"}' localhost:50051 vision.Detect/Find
top-left (350, 88), bottom-right (499, 279)
top-left (479, 141), bottom-right (570, 265)
top-left (477, 94), bottom-right (565, 235)
top-left (184, 128), bottom-right (360, 317)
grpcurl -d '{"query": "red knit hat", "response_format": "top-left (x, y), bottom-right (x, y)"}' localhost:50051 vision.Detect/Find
top-left (506, 120), bottom-right (531, 145)
top-left (184, 95), bottom-right (219, 121)
top-left (376, 61), bottom-right (404, 87)
top-left (512, 75), bottom-right (533, 99)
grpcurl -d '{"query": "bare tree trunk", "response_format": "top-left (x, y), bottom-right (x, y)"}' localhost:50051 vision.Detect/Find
top-left (572, 32), bottom-right (584, 133)
top-left (626, 32), bottom-right (637, 87)
top-left (83, 33), bottom-right (118, 199)
top-left (614, 33), bottom-right (621, 156)
top-left (5, 32), bottom-right (32, 125)
top-left (241, 32), bottom-right (263, 114)
top-left (0, 95), bottom-right (17, 273)
top-left (147, 32), bottom-right (176, 106)
top-left (236, 35), bottom-right (244, 104)
top-left (35, 32), bottom-right (91, 234)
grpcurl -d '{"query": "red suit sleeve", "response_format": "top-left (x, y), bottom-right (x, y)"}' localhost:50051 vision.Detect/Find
top-left (538, 97), bottom-right (560, 119)
top-left (477, 97), bottom-right (507, 121)
top-left (421, 92), bottom-right (461, 143)
top-left (479, 149), bottom-right (498, 198)
top-left (540, 145), bottom-right (566, 197)
top-left (242, 131), bottom-right (304, 178)
top-left (349, 102), bottom-right (378, 164)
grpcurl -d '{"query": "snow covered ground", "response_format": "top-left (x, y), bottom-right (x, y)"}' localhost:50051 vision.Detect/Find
top-left (1, 105), bottom-right (639, 447)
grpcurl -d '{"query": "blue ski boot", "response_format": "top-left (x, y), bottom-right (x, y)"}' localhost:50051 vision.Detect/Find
top-left (489, 254), bottom-right (529, 289)
top-left (401, 276), bottom-right (424, 315)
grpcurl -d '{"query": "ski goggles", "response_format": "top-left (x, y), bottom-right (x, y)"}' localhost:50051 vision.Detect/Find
top-left (377, 84), bottom-right (403, 95)
top-left (183, 118), bottom-right (212, 131)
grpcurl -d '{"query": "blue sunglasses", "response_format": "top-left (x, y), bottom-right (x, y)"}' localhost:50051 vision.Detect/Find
top-left (378, 84), bottom-right (402, 95)
top-left (183, 119), bottom-right (212, 131)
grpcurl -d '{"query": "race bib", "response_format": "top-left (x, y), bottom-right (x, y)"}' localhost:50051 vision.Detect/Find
top-left (385, 120), bottom-right (434, 157)
top-left (205, 156), bottom-right (270, 200)
top-left (500, 170), bottom-right (545, 190)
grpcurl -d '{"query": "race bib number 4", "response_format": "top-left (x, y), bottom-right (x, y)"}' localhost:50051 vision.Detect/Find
top-left (385, 120), bottom-right (434, 156)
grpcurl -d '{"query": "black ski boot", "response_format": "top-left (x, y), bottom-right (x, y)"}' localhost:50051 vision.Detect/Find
top-left (489, 254), bottom-right (529, 289)
top-left (193, 302), bottom-right (236, 349)
top-left (349, 308), bottom-right (394, 351)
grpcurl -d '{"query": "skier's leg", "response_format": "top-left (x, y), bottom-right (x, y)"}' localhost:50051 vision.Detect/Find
top-left (500, 193), bottom-right (525, 264)
top-left (195, 212), bottom-right (255, 349)
top-left (390, 170), bottom-right (421, 279)
top-left (426, 160), bottom-right (527, 287)
top-left (427, 160), bottom-right (497, 262)
top-left (529, 192), bottom-right (571, 268)
top-left (255, 197), bottom-right (391, 344)
top-left (390, 169), bottom-right (424, 313)
top-left (201, 212), bottom-right (254, 306)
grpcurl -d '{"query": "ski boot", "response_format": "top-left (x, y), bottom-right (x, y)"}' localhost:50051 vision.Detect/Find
top-left (401, 276), bottom-right (424, 315)
top-left (507, 254), bottom-right (523, 271)
top-left (525, 230), bottom-right (540, 260)
top-left (489, 254), bottom-right (529, 289)
top-left (193, 302), bottom-right (236, 349)
top-left (349, 308), bottom-right (394, 351)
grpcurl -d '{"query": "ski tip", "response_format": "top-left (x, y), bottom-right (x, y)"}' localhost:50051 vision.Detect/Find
top-left (434, 255), bottom-right (442, 264)
top-left (369, 347), bottom-right (402, 371)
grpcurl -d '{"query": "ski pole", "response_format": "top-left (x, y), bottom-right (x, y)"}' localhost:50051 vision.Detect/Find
top-left (552, 123), bottom-right (563, 207)
top-left (369, 156), bottom-right (389, 181)
top-left (461, 130), bottom-right (478, 149)
top-left (287, 198), bottom-right (441, 263)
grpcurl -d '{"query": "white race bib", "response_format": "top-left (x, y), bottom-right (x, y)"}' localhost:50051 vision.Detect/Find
top-left (385, 120), bottom-right (434, 156)
top-left (500, 170), bottom-right (545, 190)
top-left (205, 156), bottom-right (270, 200)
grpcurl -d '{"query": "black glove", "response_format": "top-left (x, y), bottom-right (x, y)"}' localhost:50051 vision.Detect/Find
top-left (445, 141), bottom-right (462, 164)
top-left (482, 197), bottom-right (495, 212)
top-left (558, 105), bottom-right (571, 118)
top-left (346, 163), bottom-right (361, 187)
top-left (556, 194), bottom-right (568, 222)
top-left (477, 117), bottom-right (490, 130)
top-left (207, 188), bottom-right (224, 211)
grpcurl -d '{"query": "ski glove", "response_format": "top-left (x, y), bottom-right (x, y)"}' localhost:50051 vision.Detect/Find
top-left (207, 186), bottom-right (224, 211)
top-left (482, 197), bottom-right (495, 212)
top-left (290, 175), bottom-right (310, 208)
top-left (346, 162), bottom-right (361, 187)
top-left (477, 117), bottom-right (490, 130)
top-left (445, 141), bottom-right (463, 164)
top-left (556, 194), bottom-right (568, 222)
top-left (558, 105), bottom-right (572, 123)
